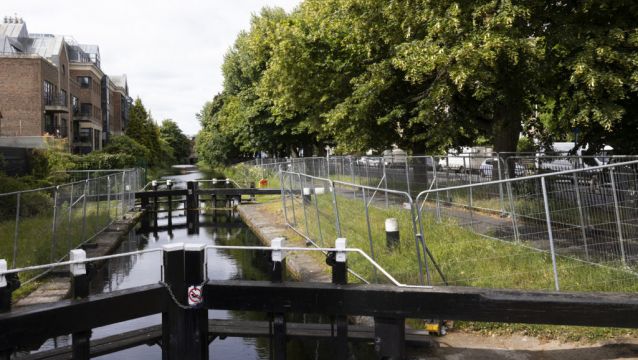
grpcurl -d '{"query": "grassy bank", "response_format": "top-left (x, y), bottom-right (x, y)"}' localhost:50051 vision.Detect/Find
top-left (257, 187), bottom-right (638, 341)
top-left (1, 199), bottom-right (116, 299)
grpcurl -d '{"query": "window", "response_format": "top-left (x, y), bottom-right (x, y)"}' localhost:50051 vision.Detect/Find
top-left (44, 114), bottom-right (55, 134)
top-left (80, 103), bottom-right (92, 116)
top-left (43, 81), bottom-right (54, 105)
top-left (59, 119), bottom-right (68, 138)
top-left (73, 121), bottom-right (80, 141)
top-left (79, 128), bottom-right (92, 143)
top-left (77, 76), bottom-right (91, 89)
top-left (62, 64), bottom-right (66, 75)
top-left (94, 129), bottom-right (101, 149)
top-left (60, 90), bottom-right (67, 106)
top-left (72, 96), bottom-right (79, 114)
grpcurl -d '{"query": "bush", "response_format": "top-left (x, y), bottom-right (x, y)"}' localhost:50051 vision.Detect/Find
top-left (103, 135), bottom-right (151, 166)
top-left (0, 175), bottom-right (52, 219)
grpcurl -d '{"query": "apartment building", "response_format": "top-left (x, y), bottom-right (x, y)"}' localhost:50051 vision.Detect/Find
top-left (0, 16), bottom-right (131, 153)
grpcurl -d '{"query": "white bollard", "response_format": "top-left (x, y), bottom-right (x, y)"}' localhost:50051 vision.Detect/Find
top-left (385, 218), bottom-right (400, 249)
top-left (70, 249), bottom-right (87, 276)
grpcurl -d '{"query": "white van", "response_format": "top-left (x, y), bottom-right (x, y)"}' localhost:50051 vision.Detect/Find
top-left (383, 148), bottom-right (407, 167)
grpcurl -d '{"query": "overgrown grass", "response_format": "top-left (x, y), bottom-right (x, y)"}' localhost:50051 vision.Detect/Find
top-left (276, 189), bottom-right (638, 341)
top-left (0, 199), bottom-right (117, 295)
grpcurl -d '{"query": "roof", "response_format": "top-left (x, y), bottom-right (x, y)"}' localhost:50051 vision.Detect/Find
top-left (0, 21), bottom-right (29, 39)
top-left (0, 35), bottom-right (16, 54)
top-left (110, 75), bottom-right (127, 89)
top-left (27, 34), bottom-right (65, 62)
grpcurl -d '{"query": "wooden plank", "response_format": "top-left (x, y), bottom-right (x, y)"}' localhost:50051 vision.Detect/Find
top-left (0, 285), bottom-right (167, 348)
top-left (204, 281), bottom-right (638, 328)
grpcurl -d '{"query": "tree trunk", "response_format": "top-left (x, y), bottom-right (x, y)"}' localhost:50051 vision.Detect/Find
top-left (492, 108), bottom-right (522, 179)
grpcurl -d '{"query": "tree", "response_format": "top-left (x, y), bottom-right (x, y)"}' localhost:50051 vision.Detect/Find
top-left (103, 135), bottom-right (151, 166)
top-left (196, 97), bottom-right (246, 166)
top-left (126, 98), bottom-right (163, 166)
top-left (159, 119), bottom-right (191, 164)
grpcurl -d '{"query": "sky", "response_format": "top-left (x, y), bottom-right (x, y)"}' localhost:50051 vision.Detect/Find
top-left (3, 0), bottom-right (301, 136)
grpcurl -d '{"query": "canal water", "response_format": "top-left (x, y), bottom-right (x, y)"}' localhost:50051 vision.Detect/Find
top-left (27, 169), bottom-right (375, 359)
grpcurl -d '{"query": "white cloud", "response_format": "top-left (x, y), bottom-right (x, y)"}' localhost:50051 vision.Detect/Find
top-left (3, 0), bottom-right (301, 135)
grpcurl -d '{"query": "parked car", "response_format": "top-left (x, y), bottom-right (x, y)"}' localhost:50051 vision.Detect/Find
top-left (356, 156), bottom-right (381, 167)
top-left (479, 158), bottom-right (525, 177)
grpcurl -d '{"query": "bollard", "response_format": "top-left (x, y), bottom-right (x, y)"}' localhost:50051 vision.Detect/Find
top-left (327, 238), bottom-right (348, 359)
top-left (302, 187), bottom-right (312, 204)
top-left (162, 243), bottom-right (186, 360)
top-left (183, 244), bottom-right (208, 359)
top-left (270, 237), bottom-right (286, 282)
top-left (270, 237), bottom-right (287, 359)
top-left (70, 249), bottom-right (91, 360)
top-left (385, 218), bottom-right (400, 249)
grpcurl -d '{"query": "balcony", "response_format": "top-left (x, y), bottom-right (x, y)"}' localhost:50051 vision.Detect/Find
top-left (73, 110), bottom-right (92, 122)
top-left (43, 93), bottom-right (69, 113)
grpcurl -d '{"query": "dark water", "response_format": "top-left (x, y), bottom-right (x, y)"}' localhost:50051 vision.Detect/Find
top-left (26, 169), bottom-right (374, 359)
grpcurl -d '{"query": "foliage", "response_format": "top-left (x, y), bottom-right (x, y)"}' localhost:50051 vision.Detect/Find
top-left (159, 119), bottom-right (191, 164)
top-left (103, 135), bottom-right (151, 166)
top-left (196, 97), bottom-right (247, 166)
top-left (126, 98), bottom-right (163, 166)
top-left (196, 0), bottom-right (638, 162)
top-left (0, 175), bottom-right (53, 218)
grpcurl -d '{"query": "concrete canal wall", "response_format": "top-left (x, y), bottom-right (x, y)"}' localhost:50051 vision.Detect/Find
top-left (14, 211), bottom-right (143, 307)
top-left (237, 203), bottom-right (330, 282)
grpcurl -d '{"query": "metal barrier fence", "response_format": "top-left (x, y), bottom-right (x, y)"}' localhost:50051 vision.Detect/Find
top-left (254, 154), bottom-right (638, 211)
top-left (277, 159), bottom-right (638, 292)
top-left (416, 160), bottom-right (638, 292)
top-left (279, 170), bottom-right (443, 286)
top-left (0, 168), bottom-right (144, 284)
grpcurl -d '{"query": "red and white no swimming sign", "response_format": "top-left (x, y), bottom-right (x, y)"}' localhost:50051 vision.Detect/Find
top-left (188, 286), bottom-right (203, 306)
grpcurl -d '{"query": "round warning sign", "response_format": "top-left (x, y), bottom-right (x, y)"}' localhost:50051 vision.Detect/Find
top-left (188, 285), bottom-right (203, 306)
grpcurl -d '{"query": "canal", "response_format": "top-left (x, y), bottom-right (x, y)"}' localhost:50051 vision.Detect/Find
top-left (27, 168), bottom-right (375, 359)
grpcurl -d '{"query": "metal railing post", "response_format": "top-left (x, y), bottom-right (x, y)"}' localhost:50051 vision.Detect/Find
top-left (361, 187), bottom-right (377, 281)
top-left (121, 172), bottom-right (126, 217)
top-left (288, 172), bottom-right (297, 226)
top-left (609, 169), bottom-right (627, 266)
top-left (497, 155), bottom-right (505, 213)
top-left (382, 161), bottom-right (389, 208)
top-left (312, 179), bottom-right (325, 246)
top-left (405, 158), bottom-right (411, 197)
top-left (278, 168), bottom-right (289, 226)
top-left (67, 184), bottom-right (74, 253)
top-left (12, 193), bottom-right (20, 269)
top-left (299, 174), bottom-right (310, 238)
top-left (330, 180), bottom-right (342, 238)
top-left (81, 180), bottom-right (88, 244)
top-left (506, 180), bottom-right (520, 243)
top-left (50, 186), bottom-right (59, 262)
top-left (541, 177), bottom-right (561, 291)
top-left (107, 176), bottom-right (111, 222)
top-left (572, 172), bottom-right (590, 260)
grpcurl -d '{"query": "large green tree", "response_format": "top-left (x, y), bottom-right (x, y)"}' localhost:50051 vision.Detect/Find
top-left (159, 119), bottom-right (191, 164)
top-left (126, 98), bottom-right (163, 166)
top-left (197, 0), bottom-right (638, 162)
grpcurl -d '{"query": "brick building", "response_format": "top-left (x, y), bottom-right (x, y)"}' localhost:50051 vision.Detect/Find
top-left (0, 16), bottom-right (131, 153)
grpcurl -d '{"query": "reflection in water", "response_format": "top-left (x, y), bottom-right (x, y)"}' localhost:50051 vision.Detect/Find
top-left (24, 169), bottom-right (375, 359)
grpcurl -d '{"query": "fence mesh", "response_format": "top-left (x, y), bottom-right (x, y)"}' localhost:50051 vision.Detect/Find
top-left (0, 168), bottom-right (143, 284)
top-left (239, 156), bottom-right (638, 292)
